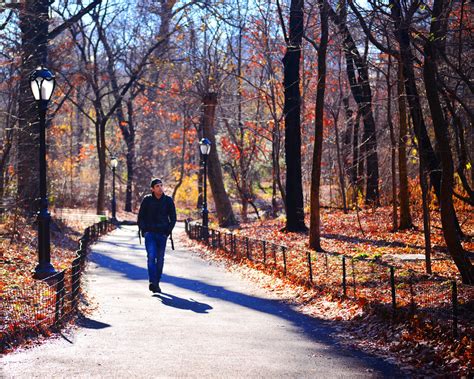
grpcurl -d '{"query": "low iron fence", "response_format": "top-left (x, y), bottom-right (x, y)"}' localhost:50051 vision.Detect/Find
top-left (185, 221), bottom-right (473, 338)
top-left (1, 220), bottom-right (114, 351)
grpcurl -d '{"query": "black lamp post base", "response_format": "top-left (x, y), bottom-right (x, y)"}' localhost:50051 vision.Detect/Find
top-left (33, 263), bottom-right (57, 280)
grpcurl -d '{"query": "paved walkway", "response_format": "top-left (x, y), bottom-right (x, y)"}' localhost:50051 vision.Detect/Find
top-left (2, 224), bottom-right (403, 378)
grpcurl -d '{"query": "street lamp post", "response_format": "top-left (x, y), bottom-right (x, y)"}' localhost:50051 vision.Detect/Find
top-left (110, 157), bottom-right (118, 222)
top-left (30, 66), bottom-right (57, 279)
top-left (199, 138), bottom-right (211, 240)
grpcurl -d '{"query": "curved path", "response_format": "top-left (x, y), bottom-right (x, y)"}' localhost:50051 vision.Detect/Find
top-left (2, 224), bottom-right (403, 378)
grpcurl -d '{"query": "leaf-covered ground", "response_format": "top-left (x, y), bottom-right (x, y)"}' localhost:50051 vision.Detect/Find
top-left (1, 214), bottom-right (88, 290)
top-left (183, 205), bottom-right (473, 376)
top-left (0, 213), bottom-right (97, 352)
top-left (230, 206), bottom-right (473, 277)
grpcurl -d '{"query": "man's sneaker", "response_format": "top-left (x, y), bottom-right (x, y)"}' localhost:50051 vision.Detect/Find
top-left (155, 284), bottom-right (162, 293)
top-left (149, 283), bottom-right (156, 292)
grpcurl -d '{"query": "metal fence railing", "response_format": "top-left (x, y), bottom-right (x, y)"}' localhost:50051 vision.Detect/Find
top-left (185, 221), bottom-right (473, 339)
top-left (1, 220), bottom-right (114, 351)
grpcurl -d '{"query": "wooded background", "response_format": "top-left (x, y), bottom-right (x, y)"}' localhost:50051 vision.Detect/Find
top-left (0, 0), bottom-right (472, 282)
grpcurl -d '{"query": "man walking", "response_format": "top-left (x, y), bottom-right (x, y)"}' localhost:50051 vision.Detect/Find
top-left (138, 178), bottom-right (177, 293)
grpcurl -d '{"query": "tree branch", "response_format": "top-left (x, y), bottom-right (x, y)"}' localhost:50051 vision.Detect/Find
top-left (303, 34), bottom-right (319, 51)
top-left (276, 0), bottom-right (289, 45)
top-left (48, 0), bottom-right (102, 40)
top-left (347, 0), bottom-right (399, 56)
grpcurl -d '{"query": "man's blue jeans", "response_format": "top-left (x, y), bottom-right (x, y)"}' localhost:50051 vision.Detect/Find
top-left (144, 232), bottom-right (168, 285)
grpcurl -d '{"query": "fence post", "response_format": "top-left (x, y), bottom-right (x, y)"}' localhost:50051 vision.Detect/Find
top-left (54, 272), bottom-right (65, 327)
top-left (452, 281), bottom-right (458, 339)
top-left (342, 256), bottom-right (347, 297)
top-left (246, 237), bottom-right (250, 259)
top-left (390, 266), bottom-right (396, 311)
top-left (217, 231), bottom-right (221, 249)
top-left (262, 241), bottom-right (266, 265)
top-left (282, 246), bottom-right (287, 275)
top-left (307, 251), bottom-right (313, 284)
top-left (231, 234), bottom-right (235, 256)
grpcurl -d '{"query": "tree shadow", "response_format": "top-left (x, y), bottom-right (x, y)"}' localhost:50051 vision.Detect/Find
top-left (322, 232), bottom-right (434, 251)
top-left (153, 292), bottom-right (213, 313)
top-left (89, 247), bottom-right (403, 376)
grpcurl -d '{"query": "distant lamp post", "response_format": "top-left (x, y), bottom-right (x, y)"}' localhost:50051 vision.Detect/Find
top-left (30, 66), bottom-right (57, 279)
top-left (199, 138), bottom-right (211, 239)
top-left (110, 156), bottom-right (118, 222)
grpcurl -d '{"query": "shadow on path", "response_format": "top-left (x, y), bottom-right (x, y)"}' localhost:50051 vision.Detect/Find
top-left (153, 292), bottom-right (213, 313)
top-left (76, 317), bottom-right (111, 330)
top-left (90, 244), bottom-right (403, 376)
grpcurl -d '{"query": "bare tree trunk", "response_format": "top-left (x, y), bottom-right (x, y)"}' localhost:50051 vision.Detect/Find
top-left (124, 99), bottom-right (136, 212)
top-left (309, 0), bottom-right (328, 250)
top-left (391, 0), bottom-right (441, 198)
top-left (235, 19), bottom-right (250, 223)
top-left (0, 88), bottom-right (16, 204)
top-left (423, 0), bottom-right (473, 283)
top-left (420, 162), bottom-right (432, 274)
top-left (445, 96), bottom-right (474, 205)
top-left (327, 2), bottom-right (380, 205)
top-left (351, 111), bottom-right (362, 192)
top-left (397, 63), bottom-right (413, 229)
top-left (274, 121), bottom-right (286, 212)
top-left (280, 0), bottom-right (307, 232)
top-left (96, 117), bottom-right (107, 215)
top-left (271, 139), bottom-right (279, 217)
top-left (391, 0), bottom-right (465, 239)
top-left (386, 52), bottom-right (398, 231)
top-left (201, 93), bottom-right (238, 227)
top-left (334, 110), bottom-right (347, 213)
top-left (172, 122), bottom-right (188, 200)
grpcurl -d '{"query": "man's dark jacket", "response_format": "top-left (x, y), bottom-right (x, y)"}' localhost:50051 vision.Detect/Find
top-left (137, 194), bottom-right (177, 235)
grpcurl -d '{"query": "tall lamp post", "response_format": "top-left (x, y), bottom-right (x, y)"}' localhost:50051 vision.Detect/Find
top-left (30, 66), bottom-right (57, 279)
top-left (110, 156), bottom-right (118, 222)
top-left (199, 138), bottom-right (211, 239)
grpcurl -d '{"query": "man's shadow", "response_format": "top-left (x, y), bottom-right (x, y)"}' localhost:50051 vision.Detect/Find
top-left (153, 292), bottom-right (213, 314)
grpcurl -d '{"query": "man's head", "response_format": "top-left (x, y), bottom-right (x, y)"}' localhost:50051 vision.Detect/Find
top-left (150, 178), bottom-right (164, 197)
